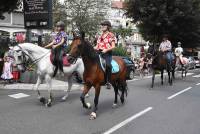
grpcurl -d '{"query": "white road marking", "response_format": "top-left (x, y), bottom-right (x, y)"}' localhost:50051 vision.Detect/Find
top-left (167, 87), bottom-right (192, 100)
top-left (103, 107), bottom-right (153, 134)
top-left (193, 74), bottom-right (200, 78)
top-left (196, 83), bottom-right (200, 86)
top-left (8, 93), bottom-right (30, 99)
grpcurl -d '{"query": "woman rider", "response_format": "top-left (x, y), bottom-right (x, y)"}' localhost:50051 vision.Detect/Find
top-left (45, 21), bottom-right (67, 77)
top-left (94, 20), bottom-right (116, 89)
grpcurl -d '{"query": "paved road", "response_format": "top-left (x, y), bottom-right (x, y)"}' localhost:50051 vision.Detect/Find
top-left (0, 69), bottom-right (200, 134)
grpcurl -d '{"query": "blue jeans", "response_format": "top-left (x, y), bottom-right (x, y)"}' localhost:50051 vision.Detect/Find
top-left (166, 51), bottom-right (174, 64)
top-left (102, 53), bottom-right (112, 83)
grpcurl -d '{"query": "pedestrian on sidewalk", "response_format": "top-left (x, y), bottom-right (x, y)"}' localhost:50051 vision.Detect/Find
top-left (1, 56), bottom-right (13, 83)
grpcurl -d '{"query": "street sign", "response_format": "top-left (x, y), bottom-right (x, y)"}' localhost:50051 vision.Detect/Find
top-left (23, 0), bottom-right (53, 29)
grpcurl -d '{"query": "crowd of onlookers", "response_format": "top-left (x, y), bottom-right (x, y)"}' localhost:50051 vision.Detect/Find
top-left (0, 47), bottom-right (20, 84)
top-left (132, 54), bottom-right (153, 77)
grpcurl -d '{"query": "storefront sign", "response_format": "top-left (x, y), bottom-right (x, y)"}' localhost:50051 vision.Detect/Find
top-left (23, 0), bottom-right (52, 29)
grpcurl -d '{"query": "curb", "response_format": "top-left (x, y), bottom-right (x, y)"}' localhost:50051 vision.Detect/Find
top-left (0, 83), bottom-right (83, 91)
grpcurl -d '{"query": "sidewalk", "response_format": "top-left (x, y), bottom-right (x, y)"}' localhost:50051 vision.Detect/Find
top-left (0, 79), bottom-right (83, 91)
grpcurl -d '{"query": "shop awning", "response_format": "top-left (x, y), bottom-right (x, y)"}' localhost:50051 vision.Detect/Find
top-left (0, 27), bottom-right (26, 33)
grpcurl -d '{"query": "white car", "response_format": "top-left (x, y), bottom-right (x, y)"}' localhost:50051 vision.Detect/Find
top-left (194, 57), bottom-right (200, 68)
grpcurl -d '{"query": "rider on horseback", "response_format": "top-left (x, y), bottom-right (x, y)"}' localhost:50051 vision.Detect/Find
top-left (45, 21), bottom-right (67, 77)
top-left (175, 42), bottom-right (184, 65)
top-left (94, 20), bottom-right (116, 89)
top-left (159, 35), bottom-right (175, 68)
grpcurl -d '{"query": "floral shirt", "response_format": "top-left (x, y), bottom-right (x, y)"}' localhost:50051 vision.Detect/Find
top-left (159, 40), bottom-right (172, 52)
top-left (97, 32), bottom-right (116, 50)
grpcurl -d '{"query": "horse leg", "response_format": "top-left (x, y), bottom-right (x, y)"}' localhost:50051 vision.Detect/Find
top-left (80, 84), bottom-right (92, 109)
top-left (90, 85), bottom-right (101, 120)
top-left (112, 83), bottom-right (119, 108)
top-left (182, 68), bottom-right (184, 79)
top-left (35, 75), bottom-right (46, 104)
top-left (120, 81), bottom-right (127, 104)
top-left (172, 67), bottom-right (175, 79)
top-left (45, 74), bottom-right (53, 107)
top-left (169, 71), bottom-right (173, 86)
top-left (151, 69), bottom-right (155, 88)
top-left (161, 70), bottom-right (164, 85)
top-left (62, 75), bottom-right (73, 101)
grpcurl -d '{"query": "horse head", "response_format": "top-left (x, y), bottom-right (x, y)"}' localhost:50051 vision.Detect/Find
top-left (13, 45), bottom-right (28, 72)
top-left (68, 33), bottom-right (97, 64)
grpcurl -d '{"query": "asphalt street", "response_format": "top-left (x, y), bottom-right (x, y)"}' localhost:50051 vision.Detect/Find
top-left (0, 69), bottom-right (200, 134)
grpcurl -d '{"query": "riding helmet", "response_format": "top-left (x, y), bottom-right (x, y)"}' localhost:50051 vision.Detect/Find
top-left (101, 20), bottom-right (112, 27)
top-left (56, 21), bottom-right (65, 28)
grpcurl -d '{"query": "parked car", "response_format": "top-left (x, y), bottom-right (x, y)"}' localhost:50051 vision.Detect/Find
top-left (187, 56), bottom-right (196, 69)
top-left (74, 57), bottom-right (136, 82)
top-left (121, 57), bottom-right (135, 80)
top-left (194, 57), bottom-right (200, 68)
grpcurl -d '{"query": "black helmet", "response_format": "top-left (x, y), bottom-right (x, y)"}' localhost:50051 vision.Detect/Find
top-left (56, 21), bottom-right (65, 28)
top-left (101, 20), bottom-right (112, 27)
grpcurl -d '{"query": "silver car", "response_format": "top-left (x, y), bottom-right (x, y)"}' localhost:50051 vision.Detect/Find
top-left (194, 57), bottom-right (200, 68)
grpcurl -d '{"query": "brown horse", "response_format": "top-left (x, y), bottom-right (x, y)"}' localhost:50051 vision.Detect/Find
top-left (147, 44), bottom-right (175, 88)
top-left (68, 36), bottom-right (128, 120)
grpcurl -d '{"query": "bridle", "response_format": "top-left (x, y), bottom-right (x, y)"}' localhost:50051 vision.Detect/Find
top-left (14, 46), bottom-right (50, 70)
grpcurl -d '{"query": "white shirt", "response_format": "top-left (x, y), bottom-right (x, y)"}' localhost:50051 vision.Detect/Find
top-left (159, 40), bottom-right (172, 52)
top-left (175, 47), bottom-right (183, 56)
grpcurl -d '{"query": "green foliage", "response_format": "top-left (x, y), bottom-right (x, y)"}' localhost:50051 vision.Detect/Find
top-left (53, 0), bottom-right (109, 36)
top-left (112, 26), bottom-right (132, 38)
top-left (113, 46), bottom-right (129, 57)
top-left (125, 0), bottom-right (200, 48)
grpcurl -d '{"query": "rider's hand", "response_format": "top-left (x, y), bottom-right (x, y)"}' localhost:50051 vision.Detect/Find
top-left (102, 49), bottom-right (107, 53)
top-left (52, 45), bottom-right (57, 49)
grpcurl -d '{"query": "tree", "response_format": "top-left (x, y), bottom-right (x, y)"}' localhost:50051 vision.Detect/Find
top-left (61, 0), bottom-right (110, 36)
top-left (112, 26), bottom-right (132, 46)
top-left (0, 0), bottom-right (21, 20)
top-left (125, 0), bottom-right (200, 48)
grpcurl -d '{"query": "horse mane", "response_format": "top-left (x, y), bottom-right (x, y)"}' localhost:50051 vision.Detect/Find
top-left (81, 39), bottom-right (97, 61)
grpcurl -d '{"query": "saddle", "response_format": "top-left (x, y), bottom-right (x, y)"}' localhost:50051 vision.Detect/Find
top-left (99, 55), bottom-right (120, 74)
top-left (50, 53), bottom-right (70, 66)
top-left (180, 57), bottom-right (189, 65)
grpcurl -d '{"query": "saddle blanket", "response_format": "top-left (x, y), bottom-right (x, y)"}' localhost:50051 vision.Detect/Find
top-left (99, 55), bottom-right (120, 74)
top-left (50, 53), bottom-right (70, 66)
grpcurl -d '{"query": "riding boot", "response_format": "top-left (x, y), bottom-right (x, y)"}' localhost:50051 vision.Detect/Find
top-left (53, 63), bottom-right (58, 77)
top-left (59, 60), bottom-right (64, 77)
top-left (106, 66), bottom-right (112, 89)
top-left (58, 49), bottom-right (64, 76)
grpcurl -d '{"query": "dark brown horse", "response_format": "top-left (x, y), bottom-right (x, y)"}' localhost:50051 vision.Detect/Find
top-left (147, 44), bottom-right (175, 88)
top-left (68, 36), bottom-right (128, 120)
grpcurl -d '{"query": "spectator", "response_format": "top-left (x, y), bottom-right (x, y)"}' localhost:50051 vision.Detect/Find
top-left (1, 56), bottom-right (13, 83)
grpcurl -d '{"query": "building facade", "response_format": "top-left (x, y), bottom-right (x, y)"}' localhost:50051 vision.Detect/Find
top-left (107, 0), bottom-right (147, 59)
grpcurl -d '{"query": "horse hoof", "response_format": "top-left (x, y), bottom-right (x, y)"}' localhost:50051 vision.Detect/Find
top-left (45, 102), bottom-right (52, 107)
top-left (89, 112), bottom-right (97, 120)
top-left (61, 95), bottom-right (68, 101)
top-left (86, 102), bottom-right (92, 109)
top-left (39, 97), bottom-right (46, 104)
top-left (112, 103), bottom-right (118, 109)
